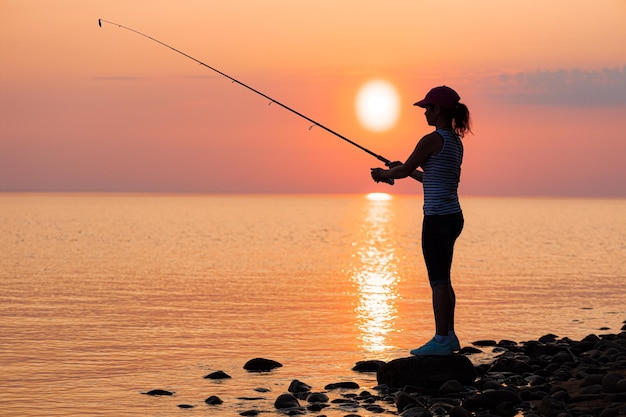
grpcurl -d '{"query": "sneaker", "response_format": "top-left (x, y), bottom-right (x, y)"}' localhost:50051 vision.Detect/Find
top-left (410, 338), bottom-right (453, 356)
top-left (449, 334), bottom-right (461, 351)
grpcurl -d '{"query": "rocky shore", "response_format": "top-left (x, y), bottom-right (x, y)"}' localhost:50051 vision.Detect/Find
top-left (143, 322), bottom-right (626, 417)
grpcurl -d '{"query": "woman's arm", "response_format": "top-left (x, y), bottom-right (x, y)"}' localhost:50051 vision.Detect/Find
top-left (371, 132), bottom-right (442, 183)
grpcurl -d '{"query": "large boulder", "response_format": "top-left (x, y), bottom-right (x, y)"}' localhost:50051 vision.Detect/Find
top-left (377, 355), bottom-right (476, 389)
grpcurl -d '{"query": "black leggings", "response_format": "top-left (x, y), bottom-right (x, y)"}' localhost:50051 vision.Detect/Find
top-left (422, 212), bottom-right (464, 287)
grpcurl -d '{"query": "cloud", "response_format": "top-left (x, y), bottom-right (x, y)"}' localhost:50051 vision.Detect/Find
top-left (485, 66), bottom-right (626, 106)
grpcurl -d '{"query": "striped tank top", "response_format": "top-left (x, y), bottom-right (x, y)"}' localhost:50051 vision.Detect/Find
top-left (422, 129), bottom-right (464, 215)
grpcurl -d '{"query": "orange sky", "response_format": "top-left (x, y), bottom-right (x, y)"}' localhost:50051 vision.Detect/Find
top-left (1, 1), bottom-right (625, 196)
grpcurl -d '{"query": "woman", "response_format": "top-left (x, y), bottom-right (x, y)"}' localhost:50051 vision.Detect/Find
top-left (371, 85), bottom-right (471, 356)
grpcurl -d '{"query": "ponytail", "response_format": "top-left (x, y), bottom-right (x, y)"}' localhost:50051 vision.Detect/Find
top-left (452, 103), bottom-right (472, 138)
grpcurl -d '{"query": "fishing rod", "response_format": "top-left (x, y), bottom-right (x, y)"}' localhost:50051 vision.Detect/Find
top-left (98, 19), bottom-right (403, 184)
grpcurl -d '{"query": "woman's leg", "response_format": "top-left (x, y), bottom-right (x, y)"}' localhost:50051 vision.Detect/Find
top-left (432, 283), bottom-right (455, 336)
top-left (411, 213), bottom-right (463, 355)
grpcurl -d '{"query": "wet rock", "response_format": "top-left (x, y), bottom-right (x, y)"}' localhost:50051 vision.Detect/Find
top-left (377, 355), bottom-right (476, 389)
top-left (582, 373), bottom-right (604, 387)
top-left (448, 405), bottom-right (471, 417)
top-left (306, 392), bottom-right (329, 403)
top-left (288, 379), bottom-right (311, 394)
top-left (239, 410), bottom-right (259, 416)
top-left (462, 389), bottom-right (522, 411)
top-left (538, 334), bottom-right (559, 344)
top-left (439, 379), bottom-right (464, 394)
top-left (324, 381), bottom-right (360, 390)
top-left (204, 395), bottom-right (223, 405)
top-left (274, 393), bottom-right (300, 409)
top-left (581, 384), bottom-right (603, 395)
top-left (602, 372), bottom-right (624, 393)
top-left (177, 404), bottom-right (194, 409)
top-left (204, 370), bottom-right (231, 379)
top-left (244, 357), bottom-right (283, 372)
top-left (400, 406), bottom-right (430, 417)
top-left (599, 409), bottom-right (619, 417)
top-left (143, 389), bottom-right (174, 396)
top-left (472, 339), bottom-right (497, 347)
top-left (497, 339), bottom-right (518, 348)
top-left (305, 403), bottom-right (324, 411)
top-left (352, 360), bottom-right (386, 372)
top-left (395, 390), bottom-right (421, 412)
top-left (492, 401), bottom-right (518, 417)
top-left (364, 404), bottom-right (386, 413)
top-left (459, 346), bottom-right (482, 354)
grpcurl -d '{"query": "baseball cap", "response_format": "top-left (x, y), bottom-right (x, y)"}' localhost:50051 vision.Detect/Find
top-left (414, 86), bottom-right (460, 109)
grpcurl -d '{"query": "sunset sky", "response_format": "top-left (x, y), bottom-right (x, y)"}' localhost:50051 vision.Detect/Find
top-left (1, 1), bottom-right (625, 196)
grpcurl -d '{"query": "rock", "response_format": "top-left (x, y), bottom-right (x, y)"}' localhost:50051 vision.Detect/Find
top-left (177, 404), bottom-right (194, 409)
top-left (353, 360), bottom-right (386, 372)
top-left (288, 379), bottom-right (311, 393)
top-left (243, 357), bottom-right (282, 372)
top-left (582, 374), bottom-right (604, 387)
top-left (462, 389), bottom-right (522, 411)
top-left (274, 393), bottom-right (300, 409)
top-left (324, 381), bottom-right (360, 390)
top-left (448, 405), bottom-right (471, 417)
top-left (538, 334), bottom-right (559, 343)
top-left (365, 404), bottom-right (386, 413)
top-left (400, 406), bottom-right (431, 417)
top-left (497, 339), bottom-right (518, 348)
top-left (439, 379), bottom-right (464, 394)
top-left (204, 370), bottom-right (231, 379)
top-left (599, 409), bottom-right (619, 417)
top-left (205, 395), bottom-right (223, 405)
top-left (395, 391), bottom-right (420, 412)
top-left (306, 392), bottom-right (329, 403)
top-left (240, 410), bottom-right (259, 416)
top-left (143, 389), bottom-right (174, 396)
top-left (377, 355), bottom-right (476, 389)
top-left (472, 339), bottom-right (497, 347)
top-left (616, 378), bottom-right (626, 393)
top-left (602, 372), bottom-right (624, 393)
top-left (306, 403), bottom-right (327, 412)
top-left (459, 346), bottom-right (482, 354)
top-left (581, 384), bottom-right (604, 395)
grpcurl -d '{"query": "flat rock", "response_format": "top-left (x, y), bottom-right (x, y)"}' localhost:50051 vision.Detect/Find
top-left (243, 357), bottom-right (283, 372)
top-left (143, 389), bottom-right (174, 396)
top-left (377, 355), bottom-right (476, 389)
top-left (324, 381), bottom-right (360, 390)
top-left (352, 360), bottom-right (386, 372)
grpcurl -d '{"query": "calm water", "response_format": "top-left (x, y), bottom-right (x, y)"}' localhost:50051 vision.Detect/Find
top-left (1, 194), bottom-right (624, 416)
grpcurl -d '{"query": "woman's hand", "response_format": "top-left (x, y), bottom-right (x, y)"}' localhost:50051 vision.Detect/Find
top-left (370, 167), bottom-right (386, 182)
top-left (371, 168), bottom-right (394, 184)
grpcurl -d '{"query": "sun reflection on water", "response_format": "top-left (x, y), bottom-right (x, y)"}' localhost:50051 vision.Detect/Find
top-left (349, 197), bottom-right (399, 354)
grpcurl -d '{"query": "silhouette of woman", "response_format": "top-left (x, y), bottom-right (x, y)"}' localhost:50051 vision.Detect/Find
top-left (371, 85), bottom-right (471, 355)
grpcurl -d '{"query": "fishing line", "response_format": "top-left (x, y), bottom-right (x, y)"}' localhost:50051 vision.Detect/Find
top-left (98, 19), bottom-right (405, 184)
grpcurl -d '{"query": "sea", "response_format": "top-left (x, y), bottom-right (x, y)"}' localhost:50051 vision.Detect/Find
top-left (1, 193), bottom-right (624, 416)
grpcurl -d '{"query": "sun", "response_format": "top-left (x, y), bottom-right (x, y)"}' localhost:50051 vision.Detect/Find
top-left (366, 192), bottom-right (393, 201)
top-left (355, 79), bottom-right (400, 132)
